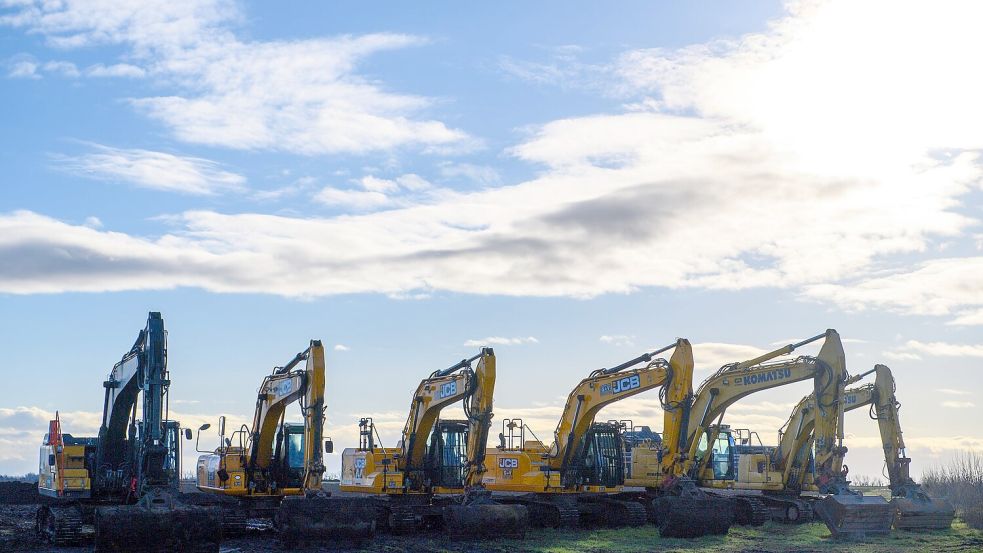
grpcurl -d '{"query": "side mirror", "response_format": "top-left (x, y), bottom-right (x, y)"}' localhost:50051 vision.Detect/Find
top-left (324, 439), bottom-right (334, 454)
top-left (48, 454), bottom-right (55, 466)
top-left (184, 428), bottom-right (193, 440)
top-left (198, 423), bottom-right (211, 432)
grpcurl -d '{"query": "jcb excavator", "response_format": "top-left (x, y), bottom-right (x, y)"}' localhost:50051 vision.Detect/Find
top-left (627, 329), bottom-right (894, 537)
top-left (483, 340), bottom-right (733, 537)
top-left (194, 340), bottom-right (376, 547)
top-left (772, 364), bottom-right (954, 534)
top-left (340, 348), bottom-right (528, 538)
top-left (37, 312), bottom-right (221, 552)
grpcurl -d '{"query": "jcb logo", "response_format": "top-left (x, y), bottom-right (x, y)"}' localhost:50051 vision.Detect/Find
top-left (844, 394), bottom-right (858, 405)
top-left (499, 458), bottom-right (518, 469)
top-left (600, 374), bottom-right (641, 395)
top-left (439, 381), bottom-right (458, 398)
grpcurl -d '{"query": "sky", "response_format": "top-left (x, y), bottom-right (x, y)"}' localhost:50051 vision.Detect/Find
top-left (0, 0), bottom-right (981, 482)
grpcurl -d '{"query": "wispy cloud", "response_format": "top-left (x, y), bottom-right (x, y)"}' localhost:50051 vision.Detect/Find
top-left (600, 335), bottom-right (635, 347)
top-left (941, 401), bottom-right (976, 409)
top-left (937, 388), bottom-right (971, 396)
top-left (54, 145), bottom-right (245, 195)
top-left (884, 340), bottom-right (983, 361)
top-left (333, 344), bottom-right (349, 352)
top-left (0, 1), bottom-right (466, 155)
top-left (463, 336), bottom-right (539, 347)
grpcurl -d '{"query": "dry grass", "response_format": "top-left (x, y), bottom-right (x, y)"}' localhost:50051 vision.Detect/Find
top-left (922, 451), bottom-right (983, 529)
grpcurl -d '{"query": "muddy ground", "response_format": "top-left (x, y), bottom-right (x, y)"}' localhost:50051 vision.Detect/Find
top-left (5, 481), bottom-right (982, 553)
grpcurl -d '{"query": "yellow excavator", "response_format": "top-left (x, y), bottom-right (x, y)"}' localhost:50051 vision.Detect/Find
top-left (483, 340), bottom-right (733, 537)
top-left (627, 329), bottom-right (895, 537)
top-left (36, 312), bottom-right (221, 552)
top-left (194, 340), bottom-right (376, 547)
top-left (774, 364), bottom-right (954, 534)
top-left (340, 348), bottom-right (528, 537)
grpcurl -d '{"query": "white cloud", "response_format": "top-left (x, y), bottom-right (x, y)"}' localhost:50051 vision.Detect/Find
top-left (42, 60), bottom-right (79, 77)
top-left (692, 342), bottom-right (769, 371)
top-left (55, 145), bottom-right (245, 195)
top-left (438, 162), bottom-right (501, 186)
top-left (941, 401), bottom-right (975, 409)
top-left (83, 216), bottom-right (102, 228)
top-left (315, 187), bottom-right (392, 210)
top-left (1, 0), bottom-right (982, 312)
top-left (86, 63), bottom-right (145, 78)
top-left (806, 257), bottom-right (983, 324)
top-left (600, 335), bottom-right (635, 347)
top-left (0, 1), bottom-right (466, 155)
top-left (8, 59), bottom-right (39, 79)
top-left (463, 336), bottom-right (539, 347)
top-left (937, 388), bottom-right (971, 396)
top-left (333, 344), bottom-right (349, 352)
top-left (316, 173), bottom-right (437, 211)
top-left (884, 340), bottom-right (983, 361)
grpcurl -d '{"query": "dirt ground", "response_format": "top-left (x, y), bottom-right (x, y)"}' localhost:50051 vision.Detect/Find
top-left (4, 482), bottom-right (981, 553)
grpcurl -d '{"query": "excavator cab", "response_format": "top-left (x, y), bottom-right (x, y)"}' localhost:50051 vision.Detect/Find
top-left (579, 423), bottom-right (625, 488)
top-left (426, 420), bottom-right (469, 489)
top-left (273, 422), bottom-right (307, 489)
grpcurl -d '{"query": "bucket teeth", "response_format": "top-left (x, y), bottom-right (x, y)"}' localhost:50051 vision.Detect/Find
top-left (274, 496), bottom-right (376, 547)
top-left (94, 503), bottom-right (221, 553)
top-left (892, 497), bottom-right (955, 531)
top-left (653, 496), bottom-right (733, 538)
top-left (443, 504), bottom-right (529, 538)
top-left (814, 495), bottom-right (895, 539)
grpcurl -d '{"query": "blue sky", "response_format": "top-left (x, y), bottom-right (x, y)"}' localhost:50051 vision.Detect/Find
top-left (1, 0), bottom-right (981, 480)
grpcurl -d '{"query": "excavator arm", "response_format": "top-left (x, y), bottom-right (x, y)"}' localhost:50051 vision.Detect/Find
top-left (401, 349), bottom-right (489, 476)
top-left (463, 349), bottom-right (495, 488)
top-left (779, 364), bottom-right (953, 530)
top-left (246, 340), bottom-right (326, 490)
top-left (549, 340), bottom-right (685, 476)
top-left (684, 330), bottom-right (846, 482)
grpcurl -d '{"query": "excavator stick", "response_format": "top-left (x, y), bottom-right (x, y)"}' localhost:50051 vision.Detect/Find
top-left (814, 494), bottom-right (895, 539)
top-left (443, 503), bottom-right (529, 539)
top-left (274, 496), bottom-right (376, 547)
top-left (653, 496), bottom-right (733, 538)
top-left (94, 494), bottom-right (221, 553)
top-left (892, 496), bottom-right (955, 531)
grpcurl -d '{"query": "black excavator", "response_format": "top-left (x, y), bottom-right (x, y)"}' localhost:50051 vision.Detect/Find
top-left (37, 312), bottom-right (221, 552)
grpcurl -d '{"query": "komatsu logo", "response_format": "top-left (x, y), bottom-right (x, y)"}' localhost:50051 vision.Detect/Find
top-left (734, 368), bottom-right (792, 386)
top-left (600, 374), bottom-right (641, 395)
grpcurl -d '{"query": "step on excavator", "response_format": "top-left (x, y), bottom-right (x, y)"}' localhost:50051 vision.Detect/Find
top-left (37, 312), bottom-right (221, 552)
top-left (193, 340), bottom-right (376, 547)
top-left (340, 348), bottom-right (528, 538)
top-left (483, 339), bottom-right (733, 537)
top-left (777, 364), bottom-right (954, 534)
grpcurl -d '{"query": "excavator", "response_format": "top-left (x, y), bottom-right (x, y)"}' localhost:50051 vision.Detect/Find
top-left (194, 340), bottom-right (376, 547)
top-left (36, 312), bottom-right (221, 552)
top-left (483, 339), bottom-right (733, 537)
top-left (771, 364), bottom-right (954, 534)
top-left (626, 329), bottom-right (895, 538)
top-left (340, 348), bottom-right (528, 538)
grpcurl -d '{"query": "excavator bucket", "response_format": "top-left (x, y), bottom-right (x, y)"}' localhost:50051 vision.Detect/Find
top-left (814, 494), bottom-right (895, 539)
top-left (443, 503), bottom-right (529, 538)
top-left (653, 496), bottom-right (733, 538)
top-left (892, 496), bottom-right (955, 531)
top-left (274, 496), bottom-right (376, 547)
top-left (94, 500), bottom-right (221, 553)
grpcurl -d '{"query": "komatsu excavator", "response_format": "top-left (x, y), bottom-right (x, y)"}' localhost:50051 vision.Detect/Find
top-left (37, 312), bottom-right (221, 552)
top-left (194, 340), bottom-right (376, 547)
top-left (627, 329), bottom-right (894, 538)
top-left (340, 348), bottom-right (528, 538)
top-left (482, 340), bottom-right (732, 537)
top-left (773, 364), bottom-right (954, 534)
